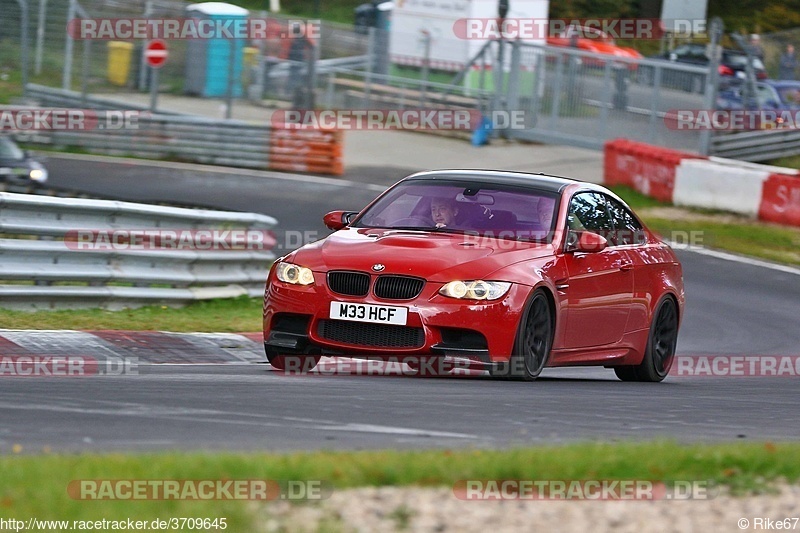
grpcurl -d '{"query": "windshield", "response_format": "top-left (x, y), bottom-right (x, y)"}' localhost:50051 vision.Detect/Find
top-left (0, 137), bottom-right (25, 160)
top-left (725, 53), bottom-right (765, 70)
top-left (353, 180), bottom-right (560, 243)
top-left (776, 86), bottom-right (800, 106)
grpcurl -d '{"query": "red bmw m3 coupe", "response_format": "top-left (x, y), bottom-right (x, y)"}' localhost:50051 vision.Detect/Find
top-left (263, 170), bottom-right (684, 382)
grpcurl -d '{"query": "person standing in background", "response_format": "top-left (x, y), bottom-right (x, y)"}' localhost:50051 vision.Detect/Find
top-left (750, 34), bottom-right (766, 61)
top-left (779, 44), bottom-right (798, 80)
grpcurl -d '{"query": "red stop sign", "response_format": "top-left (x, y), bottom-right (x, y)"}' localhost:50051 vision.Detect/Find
top-left (145, 39), bottom-right (168, 68)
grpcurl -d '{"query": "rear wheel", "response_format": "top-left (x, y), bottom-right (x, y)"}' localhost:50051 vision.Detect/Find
top-left (614, 296), bottom-right (678, 382)
top-left (491, 290), bottom-right (553, 381)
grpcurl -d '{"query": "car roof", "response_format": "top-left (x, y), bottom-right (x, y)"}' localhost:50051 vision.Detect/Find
top-left (399, 169), bottom-right (590, 194)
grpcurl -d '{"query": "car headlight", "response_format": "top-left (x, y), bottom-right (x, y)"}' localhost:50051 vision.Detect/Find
top-left (275, 262), bottom-right (315, 285)
top-left (29, 164), bottom-right (47, 182)
top-left (439, 280), bottom-right (511, 301)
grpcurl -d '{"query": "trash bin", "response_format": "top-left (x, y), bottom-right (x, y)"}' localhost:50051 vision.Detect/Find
top-left (243, 46), bottom-right (259, 85)
top-left (107, 41), bottom-right (134, 86)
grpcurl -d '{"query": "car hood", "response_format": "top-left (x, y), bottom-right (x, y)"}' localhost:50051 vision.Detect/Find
top-left (289, 227), bottom-right (555, 282)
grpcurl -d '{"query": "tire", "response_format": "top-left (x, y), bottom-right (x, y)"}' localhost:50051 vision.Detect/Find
top-left (265, 347), bottom-right (320, 373)
top-left (490, 290), bottom-right (553, 382)
top-left (613, 365), bottom-right (639, 381)
top-left (614, 296), bottom-right (678, 382)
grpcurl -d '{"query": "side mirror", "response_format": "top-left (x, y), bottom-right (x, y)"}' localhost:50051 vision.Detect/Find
top-left (567, 231), bottom-right (608, 253)
top-left (323, 210), bottom-right (357, 230)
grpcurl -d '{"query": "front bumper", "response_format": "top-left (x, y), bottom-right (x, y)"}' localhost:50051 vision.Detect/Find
top-left (263, 272), bottom-right (532, 363)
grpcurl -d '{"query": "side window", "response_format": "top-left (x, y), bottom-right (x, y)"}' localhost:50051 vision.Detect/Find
top-left (567, 192), bottom-right (613, 240)
top-left (604, 195), bottom-right (645, 246)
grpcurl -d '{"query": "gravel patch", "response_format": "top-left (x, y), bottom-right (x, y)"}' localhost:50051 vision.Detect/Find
top-left (259, 484), bottom-right (800, 533)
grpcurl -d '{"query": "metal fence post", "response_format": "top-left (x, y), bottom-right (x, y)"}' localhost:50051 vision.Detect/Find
top-left (528, 47), bottom-right (545, 128)
top-left (598, 61), bottom-right (612, 139)
top-left (307, 38), bottom-right (319, 109)
top-left (138, 1), bottom-right (153, 91)
top-left (17, 0), bottom-right (30, 96)
top-left (63, 0), bottom-right (76, 90)
top-left (225, 37), bottom-right (235, 119)
top-left (81, 38), bottom-right (91, 105)
top-left (548, 52), bottom-right (565, 130)
top-left (699, 18), bottom-right (724, 156)
top-left (648, 66), bottom-right (662, 144)
top-left (35, 0), bottom-right (47, 75)
top-left (364, 27), bottom-right (374, 107)
top-left (506, 40), bottom-right (521, 113)
top-left (420, 30), bottom-right (431, 108)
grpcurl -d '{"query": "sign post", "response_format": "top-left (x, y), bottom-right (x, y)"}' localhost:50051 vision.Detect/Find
top-left (145, 39), bottom-right (168, 113)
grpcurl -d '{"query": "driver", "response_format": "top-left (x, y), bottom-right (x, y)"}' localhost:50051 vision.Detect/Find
top-left (430, 197), bottom-right (459, 227)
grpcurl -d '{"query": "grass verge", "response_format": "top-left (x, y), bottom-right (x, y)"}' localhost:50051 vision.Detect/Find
top-left (0, 296), bottom-right (262, 332)
top-left (610, 186), bottom-right (800, 266)
top-left (2, 442), bottom-right (799, 522)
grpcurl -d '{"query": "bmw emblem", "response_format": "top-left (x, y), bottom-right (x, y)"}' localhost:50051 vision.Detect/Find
top-left (372, 264), bottom-right (385, 272)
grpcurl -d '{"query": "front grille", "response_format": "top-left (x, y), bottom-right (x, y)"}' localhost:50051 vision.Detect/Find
top-left (374, 275), bottom-right (425, 300)
top-left (327, 271), bottom-right (370, 296)
top-left (318, 320), bottom-right (425, 348)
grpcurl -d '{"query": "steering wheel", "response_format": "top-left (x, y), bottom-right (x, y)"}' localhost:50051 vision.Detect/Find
top-left (392, 216), bottom-right (431, 227)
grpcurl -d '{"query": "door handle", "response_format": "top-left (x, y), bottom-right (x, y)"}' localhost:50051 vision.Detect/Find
top-left (619, 261), bottom-right (633, 272)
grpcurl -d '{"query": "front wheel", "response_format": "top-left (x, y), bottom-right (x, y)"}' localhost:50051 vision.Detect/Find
top-left (491, 290), bottom-right (553, 381)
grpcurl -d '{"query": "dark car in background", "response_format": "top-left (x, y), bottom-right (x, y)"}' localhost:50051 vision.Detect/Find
top-left (0, 135), bottom-right (48, 188)
top-left (639, 44), bottom-right (768, 93)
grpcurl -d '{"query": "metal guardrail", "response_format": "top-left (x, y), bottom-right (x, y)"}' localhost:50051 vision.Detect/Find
top-left (710, 128), bottom-right (800, 162)
top-left (0, 192), bottom-right (276, 310)
top-left (21, 85), bottom-right (273, 168)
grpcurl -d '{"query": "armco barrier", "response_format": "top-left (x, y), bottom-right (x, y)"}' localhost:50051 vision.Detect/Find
top-left (603, 140), bottom-right (706, 203)
top-left (0, 192), bottom-right (277, 310)
top-left (604, 139), bottom-right (800, 227)
top-left (20, 84), bottom-right (345, 176)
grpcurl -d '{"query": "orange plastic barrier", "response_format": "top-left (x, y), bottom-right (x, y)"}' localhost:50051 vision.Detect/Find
top-left (604, 139), bottom-right (705, 203)
top-left (268, 129), bottom-right (344, 176)
top-left (759, 173), bottom-right (800, 227)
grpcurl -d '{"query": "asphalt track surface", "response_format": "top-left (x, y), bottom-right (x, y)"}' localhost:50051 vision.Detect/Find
top-left (1, 155), bottom-right (799, 453)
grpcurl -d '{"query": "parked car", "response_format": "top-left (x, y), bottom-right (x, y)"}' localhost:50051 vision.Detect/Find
top-left (0, 135), bottom-right (48, 188)
top-left (263, 170), bottom-right (684, 382)
top-left (639, 44), bottom-right (768, 93)
top-left (546, 25), bottom-right (643, 69)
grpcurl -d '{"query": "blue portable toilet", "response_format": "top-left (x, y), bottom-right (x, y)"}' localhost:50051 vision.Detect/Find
top-left (184, 2), bottom-right (249, 97)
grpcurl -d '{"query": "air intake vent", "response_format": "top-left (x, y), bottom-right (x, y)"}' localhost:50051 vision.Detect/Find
top-left (318, 320), bottom-right (424, 348)
top-left (327, 271), bottom-right (370, 297)
top-left (374, 275), bottom-right (425, 300)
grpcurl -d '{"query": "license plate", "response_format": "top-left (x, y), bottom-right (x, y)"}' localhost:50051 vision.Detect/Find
top-left (329, 301), bottom-right (408, 325)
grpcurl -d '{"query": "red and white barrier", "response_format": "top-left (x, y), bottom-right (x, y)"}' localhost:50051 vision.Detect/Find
top-left (603, 139), bottom-right (800, 227)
